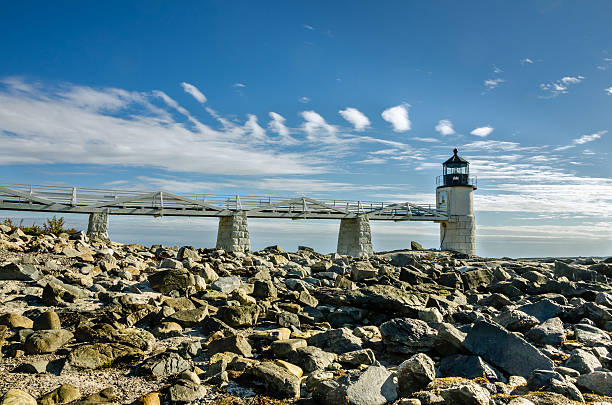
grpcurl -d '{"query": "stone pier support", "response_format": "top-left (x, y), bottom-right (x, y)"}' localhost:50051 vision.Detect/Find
top-left (216, 211), bottom-right (250, 252)
top-left (87, 212), bottom-right (109, 241)
top-left (337, 215), bottom-right (373, 257)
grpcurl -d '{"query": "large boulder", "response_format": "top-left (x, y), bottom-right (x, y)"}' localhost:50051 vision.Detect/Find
top-left (307, 328), bottom-right (363, 354)
top-left (0, 389), bottom-right (37, 405)
top-left (525, 317), bottom-right (565, 345)
top-left (139, 352), bottom-right (190, 377)
top-left (24, 329), bottom-right (73, 354)
top-left (250, 361), bottom-right (301, 399)
top-left (0, 262), bottom-right (42, 281)
top-left (68, 342), bottom-right (143, 370)
top-left (576, 371), bottom-right (612, 396)
top-left (148, 268), bottom-right (194, 293)
top-left (345, 366), bottom-right (398, 405)
top-left (216, 305), bottom-right (259, 327)
top-left (380, 318), bottom-right (437, 354)
top-left (439, 354), bottom-right (504, 382)
top-left (463, 320), bottom-right (554, 377)
top-left (397, 353), bottom-right (436, 395)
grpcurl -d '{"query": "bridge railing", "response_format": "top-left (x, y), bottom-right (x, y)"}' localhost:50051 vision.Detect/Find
top-left (0, 183), bottom-right (446, 218)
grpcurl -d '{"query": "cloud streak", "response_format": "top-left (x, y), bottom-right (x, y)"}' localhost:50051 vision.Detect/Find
top-left (181, 82), bottom-right (207, 103)
top-left (339, 107), bottom-right (370, 131)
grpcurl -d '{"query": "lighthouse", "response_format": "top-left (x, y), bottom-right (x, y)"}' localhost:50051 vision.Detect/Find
top-left (436, 148), bottom-right (477, 256)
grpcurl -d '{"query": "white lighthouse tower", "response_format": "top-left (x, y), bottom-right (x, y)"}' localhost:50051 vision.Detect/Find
top-left (436, 149), bottom-right (477, 256)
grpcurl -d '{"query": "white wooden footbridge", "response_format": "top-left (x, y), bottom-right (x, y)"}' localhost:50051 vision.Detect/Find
top-left (0, 184), bottom-right (447, 221)
top-left (0, 150), bottom-right (476, 257)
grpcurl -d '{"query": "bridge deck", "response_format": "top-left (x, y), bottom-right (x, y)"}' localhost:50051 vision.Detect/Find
top-left (0, 183), bottom-right (449, 221)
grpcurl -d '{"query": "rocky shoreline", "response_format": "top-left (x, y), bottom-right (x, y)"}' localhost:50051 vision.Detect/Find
top-left (0, 224), bottom-right (611, 405)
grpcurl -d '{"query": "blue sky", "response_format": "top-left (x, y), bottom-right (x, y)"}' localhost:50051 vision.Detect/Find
top-left (0, 0), bottom-right (611, 257)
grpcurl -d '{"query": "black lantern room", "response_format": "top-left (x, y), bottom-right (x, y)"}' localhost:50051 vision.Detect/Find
top-left (442, 148), bottom-right (471, 187)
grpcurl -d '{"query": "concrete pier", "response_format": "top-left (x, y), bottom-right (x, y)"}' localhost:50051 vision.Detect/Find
top-left (337, 215), bottom-right (373, 257)
top-left (86, 212), bottom-right (109, 241)
top-left (216, 211), bottom-right (250, 252)
top-left (437, 186), bottom-right (476, 255)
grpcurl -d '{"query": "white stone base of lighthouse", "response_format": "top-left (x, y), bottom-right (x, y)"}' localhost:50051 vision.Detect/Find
top-left (440, 214), bottom-right (475, 255)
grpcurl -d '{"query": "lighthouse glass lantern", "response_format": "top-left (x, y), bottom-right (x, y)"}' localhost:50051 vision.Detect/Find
top-left (442, 148), bottom-right (470, 186)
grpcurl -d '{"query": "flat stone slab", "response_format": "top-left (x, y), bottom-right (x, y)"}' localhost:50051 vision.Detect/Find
top-left (463, 320), bottom-right (554, 377)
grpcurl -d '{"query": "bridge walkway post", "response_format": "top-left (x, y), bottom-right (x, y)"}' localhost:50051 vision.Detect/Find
top-left (87, 212), bottom-right (110, 242)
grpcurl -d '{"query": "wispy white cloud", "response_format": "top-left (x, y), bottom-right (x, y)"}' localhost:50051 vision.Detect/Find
top-left (268, 111), bottom-right (296, 144)
top-left (540, 75), bottom-right (584, 97)
top-left (232, 83), bottom-right (246, 88)
top-left (300, 110), bottom-right (338, 142)
top-left (484, 78), bottom-right (504, 90)
top-left (492, 65), bottom-right (503, 74)
top-left (0, 78), bottom-right (322, 175)
top-left (412, 137), bottom-right (440, 143)
top-left (303, 24), bottom-right (314, 30)
top-left (554, 130), bottom-right (607, 151)
top-left (299, 96), bottom-right (310, 103)
top-left (470, 126), bottom-right (494, 137)
top-left (244, 114), bottom-right (266, 141)
top-left (180, 82), bottom-right (207, 103)
top-left (381, 103), bottom-right (411, 132)
top-left (435, 119), bottom-right (455, 136)
top-left (338, 107), bottom-right (370, 131)
top-left (605, 86), bottom-right (612, 95)
top-left (521, 58), bottom-right (534, 64)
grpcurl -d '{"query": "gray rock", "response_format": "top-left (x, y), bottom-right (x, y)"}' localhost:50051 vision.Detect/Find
top-left (525, 317), bottom-right (565, 346)
top-left (564, 348), bottom-right (602, 374)
top-left (351, 261), bottom-right (377, 282)
top-left (148, 268), bottom-right (194, 293)
top-left (139, 352), bottom-right (190, 377)
top-left (439, 354), bottom-right (504, 382)
top-left (0, 262), bottom-right (42, 281)
top-left (252, 279), bottom-right (277, 299)
top-left (461, 269), bottom-right (493, 290)
top-left (518, 299), bottom-right (564, 322)
top-left (68, 343), bottom-right (143, 369)
top-left (433, 322), bottom-right (468, 355)
top-left (277, 311), bottom-right (300, 329)
top-left (207, 335), bottom-right (252, 357)
top-left (494, 309), bottom-right (539, 332)
top-left (314, 285), bottom-right (429, 316)
top-left (380, 318), bottom-right (437, 354)
top-left (554, 261), bottom-right (600, 281)
top-left (463, 320), bottom-right (554, 377)
top-left (166, 305), bottom-right (209, 327)
top-left (288, 346), bottom-right (335, 372)
top-left (13, 360), bottom-right (49, 373)
top-left (0, 389), bottom-right (37, 405)
top-left (417, 307), bottom-right (443, 323)
top-left (38, 383), bottom-right (81, 405)
top-left (34, 311), bottom-right (61, 330)
top-left (250, 361), bottom-right (301, 399)
top-left (271, 339), bottom-right (307, 358)
top-left (216, 305), bottom-right (259, 327)
top-left (24, 329), bottom-right (73, 354)
top-left (337, 349), bottom-right (376, 366)
top-left (345, 365), bottom-right (398, 405)
top-left (574, 323), bottom-right (611, 346)
top-left (211, 276), bottom-right (241, 294)
top-left (576, 371), bottom-right (612, 396)
top-left (527, 369), bottom-right (584, 402)
top-left (437, 380), bottom-right (491, 405)
top-left (167, 379), bottom-right (207, 402)
top-left (307, 328), bottom-right (363, 354)
top-left (397, 353), bottom-right (436, 396)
